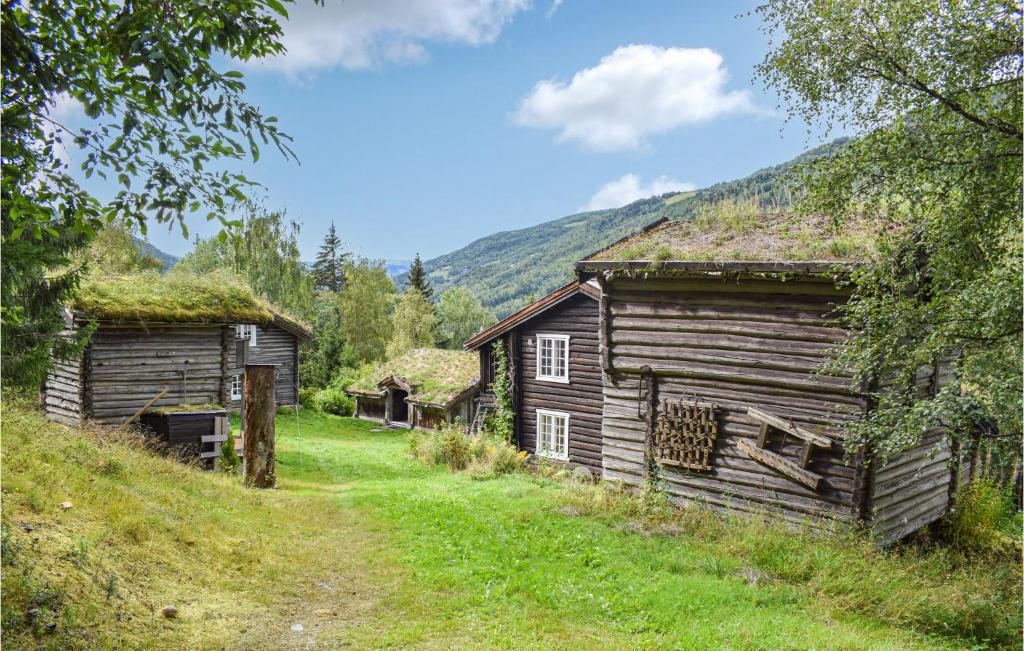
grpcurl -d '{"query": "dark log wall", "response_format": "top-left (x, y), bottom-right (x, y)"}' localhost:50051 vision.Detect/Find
top-left (356, 396), bottom-right (386, 420)
top-left (516, 293), bottom-right (603, 470)
top-left (43, 329), bottom-right (84, 425)
top-left (85, 325), bottom-right (225, 424)
top-left (416, 405), bottom-right (447, 431)
top-left (867, 358), bottom-right (960, 543)
top-left (225, 324), bottom-right (300, 408)
top-left (601, 276), bottom-right (865, 526)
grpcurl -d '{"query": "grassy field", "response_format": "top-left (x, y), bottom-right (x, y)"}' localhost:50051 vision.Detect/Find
top-left (2, 405), bottom-right (1018, 649)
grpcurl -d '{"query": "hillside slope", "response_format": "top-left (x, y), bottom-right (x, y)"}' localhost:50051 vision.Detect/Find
top-left (132, 236), bottom-right (179, 271)
top-left (413, 140), bottom-right (846, 317)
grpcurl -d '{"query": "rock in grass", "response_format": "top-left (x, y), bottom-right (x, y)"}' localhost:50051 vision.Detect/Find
top-left (161, 605), bottom-right (178, 618)
top-left (59, 501), bottom-right (72, 510)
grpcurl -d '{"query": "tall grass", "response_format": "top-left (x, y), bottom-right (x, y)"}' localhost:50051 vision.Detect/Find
top-left (408, 423), bottom-right (527, 478)
top-left (555, 478), bottom-right (1022, 648)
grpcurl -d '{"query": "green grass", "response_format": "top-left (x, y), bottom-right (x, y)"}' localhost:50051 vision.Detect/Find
top-left (346, 347), bottom-right (478, 407)
top-left (3, 406), bottom-right (1018, 649)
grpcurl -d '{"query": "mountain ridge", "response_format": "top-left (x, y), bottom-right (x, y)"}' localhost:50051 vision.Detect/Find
top-left (407, 139), bottom-right (847, 317)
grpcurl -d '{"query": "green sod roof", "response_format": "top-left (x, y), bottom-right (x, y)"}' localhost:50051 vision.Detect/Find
top-left (346, 348), bottom-right (479, 409)
top-left (588, 211), bottom-right (878, 265)
top-left (70, 270), bottom-right (309, 335)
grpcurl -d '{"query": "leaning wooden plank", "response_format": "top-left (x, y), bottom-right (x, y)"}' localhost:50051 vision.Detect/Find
top-left (201, 433), bottom-right (228, 443)
top-left (746, 406), bottom-right (832, 448)
top-left (736, 439), bottom-right (822, 491)
top-left (120, 387), bottom-right (170, 427)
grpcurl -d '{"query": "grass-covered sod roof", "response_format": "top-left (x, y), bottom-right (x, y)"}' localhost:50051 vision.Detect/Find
top-left (71, 270), bottom-right (308, 333)
top-left (590, 202), bottom-right (878, 264)
top-left (346, 348), bottom-right (479, 408)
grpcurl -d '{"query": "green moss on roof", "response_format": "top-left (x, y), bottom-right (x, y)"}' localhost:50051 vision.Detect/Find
top-left (591, 204), bottom-right (878, 264)
top-left (347, 348), bottom-right (479, 408)
top-left (72, 270), bottom-right (276, 325)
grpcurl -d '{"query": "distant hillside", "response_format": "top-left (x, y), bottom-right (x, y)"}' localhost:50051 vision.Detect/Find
top-left (411, 140), bottom-right (846, 318)
top-left (132, 237), bottom-right (179, 271)
top-left (387, 260), bottom-right (411, 277)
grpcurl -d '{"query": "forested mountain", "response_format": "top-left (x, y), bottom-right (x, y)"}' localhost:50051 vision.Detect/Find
top-left (408, 139), bottom-right (846, 318)
top-left (132, 237), bottom-right (179, 271)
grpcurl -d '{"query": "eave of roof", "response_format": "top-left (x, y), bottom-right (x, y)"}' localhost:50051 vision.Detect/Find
top-left (575, 260), bottom-right (864, 275)
top-left (463, 279), bottom-right (599, 351)
top-left (271, 312), bottom-right (314, 341)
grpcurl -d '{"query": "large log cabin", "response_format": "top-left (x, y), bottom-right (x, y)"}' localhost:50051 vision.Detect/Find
top-left (43, 275), bottom-right (312, 426)
top-left (465, 280), bottom-right (603, 474)
top-left (346, 348), bottom-right (479, 430)
top-left (575, 215), bottom-right (968, 543)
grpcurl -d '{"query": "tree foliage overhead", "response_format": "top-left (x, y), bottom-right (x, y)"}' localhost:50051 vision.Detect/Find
top-left (312, 222), bottom-right (348, 293)
top-left (175, 203), bottom-right (313, 319)
top-left (1, 0), bottom-right (299, 387)
top-left (756, 0), bottom-right (1022, 462)
top-left (435, 287), bottom-right (496, 350)
top-left (406, 253), bottom-right (432, 300)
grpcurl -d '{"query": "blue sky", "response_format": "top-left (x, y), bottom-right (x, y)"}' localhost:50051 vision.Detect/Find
top-left (72, 1), bottom-right (835, 262)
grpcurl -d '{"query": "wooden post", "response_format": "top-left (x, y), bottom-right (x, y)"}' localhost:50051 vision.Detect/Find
top-left (243, 364), bottom-right (276, 489)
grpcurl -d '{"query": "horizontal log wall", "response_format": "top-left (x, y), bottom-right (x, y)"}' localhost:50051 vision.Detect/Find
top-left (85, 325), bottom-right (225, 424)
top-left (516, 293), bottom-right (603, 470)
top-left (601, 276), bottom-right (864, 526)
top-left (225, 324), bottom-right (300, 408)
top-left (867, 358), bottom-right (960, 543)
top-left (44, 326), bottom-right (84, 425)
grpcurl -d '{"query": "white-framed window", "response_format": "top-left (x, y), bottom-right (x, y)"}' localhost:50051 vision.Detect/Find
top-left (535, 334), bottom-right (569, 383)
top-left (235, 324), bottom-right (257, 347)
top-left (230, 374), bottom-right (243, 400)
top-left (536, 409), bottom-right (569, 461)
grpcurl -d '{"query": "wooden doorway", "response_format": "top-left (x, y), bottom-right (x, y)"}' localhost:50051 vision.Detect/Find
top-left (391, 389), bottom-right (409, 424)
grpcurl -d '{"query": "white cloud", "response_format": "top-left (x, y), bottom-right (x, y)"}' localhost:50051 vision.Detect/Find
top-left (584, 174), bottom-right (695, 211)
top-left (249, 0), bottom-right (530, 76)
top-left (545, 0), bottom-right (563, 18)
top-left (514, 44), bottom-right (760, 151)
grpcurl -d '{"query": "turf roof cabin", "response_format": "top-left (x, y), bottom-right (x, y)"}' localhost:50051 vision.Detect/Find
top-left (576, 215), bottom-right (968, 544)
top-left (465, 280), bottom-right (603, 473)
top-left (43, 272), bottom-right (313, 426)
top-left (346, 348), bottom-right (480, 430)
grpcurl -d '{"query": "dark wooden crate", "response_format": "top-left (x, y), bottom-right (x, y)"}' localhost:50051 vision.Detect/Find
top-left (139, 410), bottom-right (227, 465)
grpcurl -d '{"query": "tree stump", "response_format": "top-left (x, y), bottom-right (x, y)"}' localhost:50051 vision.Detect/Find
top-left (243, 364), bottom-right (276, 489)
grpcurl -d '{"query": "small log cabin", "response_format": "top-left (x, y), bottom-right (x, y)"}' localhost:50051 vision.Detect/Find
top-left (465, 280), bottom-right (603, 473)
top-left (346, 348), bottom-right (479, 430)
top-left (575, 215), bottom-right (968, 543)
top-left (43, 274), bottom-right (312, 425)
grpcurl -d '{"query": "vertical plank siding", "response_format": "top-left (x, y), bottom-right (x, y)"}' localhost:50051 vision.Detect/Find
top-left (600, 276), bottom-right (865, 525)
top-left (356, 396), bottom-right (386, 420)
top-left (516, 293), bottom-right (603, 470)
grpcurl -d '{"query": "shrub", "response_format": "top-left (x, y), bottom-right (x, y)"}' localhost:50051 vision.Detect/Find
top-left (409, 424), bottom-right (527, 476)
top-left (298, 387), bottom-right (318, 408)
top-left (220, 430), bottom-right (241, 475)
top-left (949, 479), bottom-right (1020, 554)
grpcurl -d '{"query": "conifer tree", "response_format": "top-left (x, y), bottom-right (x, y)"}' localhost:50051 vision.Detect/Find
top-left (312, 223), bottom-right (347, 293)
top-left (406, 253), bottom-right (432, 300)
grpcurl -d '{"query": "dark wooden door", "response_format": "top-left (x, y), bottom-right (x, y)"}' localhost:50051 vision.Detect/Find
top-left (392, 389), bottom-right (409, 423)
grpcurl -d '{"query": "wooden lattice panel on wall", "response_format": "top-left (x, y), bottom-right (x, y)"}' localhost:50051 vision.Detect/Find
top-left (652, 398), bottom-right (719, 471)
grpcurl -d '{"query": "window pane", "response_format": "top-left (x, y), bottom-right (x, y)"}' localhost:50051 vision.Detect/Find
top-left (555, 339), bottom-right (566, 377)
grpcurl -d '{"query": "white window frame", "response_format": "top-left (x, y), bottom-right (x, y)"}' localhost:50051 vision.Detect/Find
top-left (536, 409), bottom-right (570, 461)
top-left (535, 334), bottom-right (570, 384)
top-left (230, 374), bottom-right (243, 400)
top-left (235, 323), bottom-right (257, 347)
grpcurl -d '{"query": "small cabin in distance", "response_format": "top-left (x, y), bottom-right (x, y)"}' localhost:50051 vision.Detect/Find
top-left (576, 215), bottom-right (969, 544)
top-left (346, 348), bottom-right (479, 430)
top-left (43, 274), bottom-right (312, 426)
top-left (465, 280), bottom-right (603, 473)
